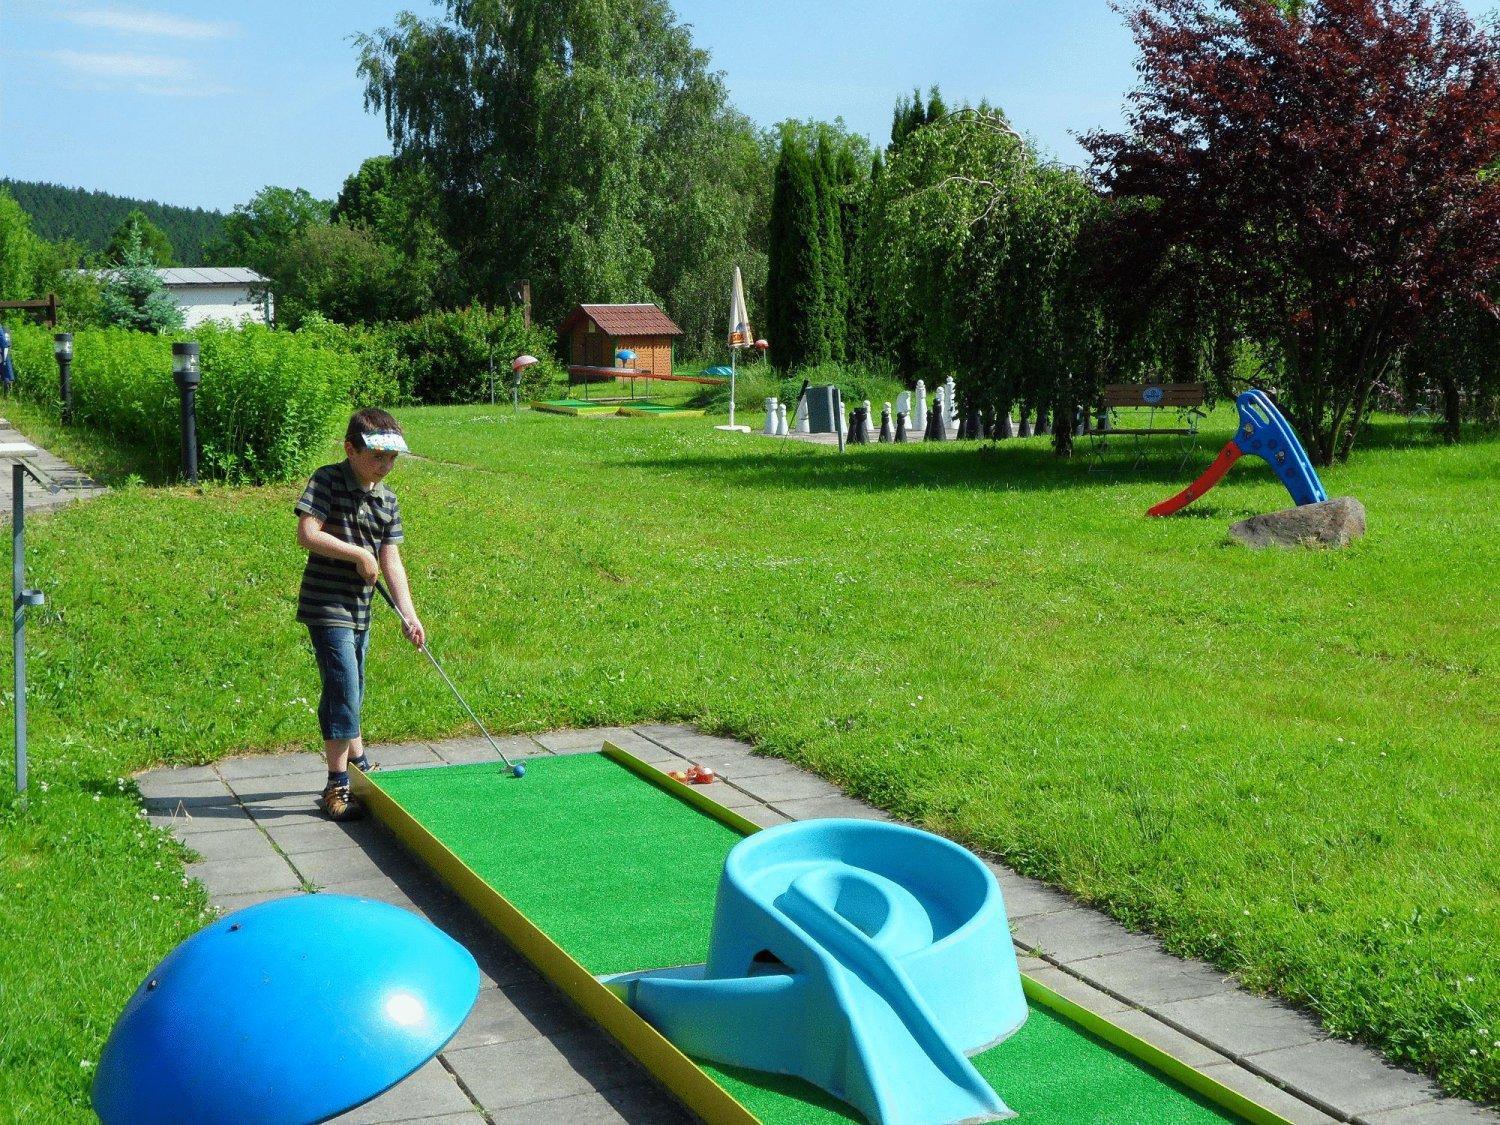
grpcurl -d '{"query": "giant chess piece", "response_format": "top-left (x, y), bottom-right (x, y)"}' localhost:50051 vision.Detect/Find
top-left (776, 401), bottom-right (789, 436)
top-left (878, 403), bottom-right (894, 442)
top-left (896, 390), bottom-right (911, 421)
top-left (764, 397), bottom-right (779, 435)
top-left (895, 410), bottom-right (909, 442)
top-left (849, 407), bottom-right (870, 444)
top-left (912, 380), bottom-right (927, 432)
top-left (966, 407), bottom-right (984, 440)
top-left (945, 377), bottom-right (959, 429)
top-left (997, 409), bottom-right (1014, 439)
top-left (928, 398), bottom-right (949, 441)
top-left (1035, 409), bottom-right (1050, 437)
top-left (1017, 408), bottom-right (1031, 439)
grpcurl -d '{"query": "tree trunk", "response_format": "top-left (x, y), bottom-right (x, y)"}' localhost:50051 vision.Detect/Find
top-left (1440, 373), bottom-right (1462, 444)
top-left (1051, 400), bottom-right (1074, 457)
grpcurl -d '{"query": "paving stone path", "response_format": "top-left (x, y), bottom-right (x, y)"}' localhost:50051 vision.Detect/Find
top-left (0, 416), bottom-right (107, 514)
top-left (139, 726), bottom-right (1495, 1125)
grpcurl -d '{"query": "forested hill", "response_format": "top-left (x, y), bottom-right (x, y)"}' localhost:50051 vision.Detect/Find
top-left (1, 179), bottom-right (225, 264)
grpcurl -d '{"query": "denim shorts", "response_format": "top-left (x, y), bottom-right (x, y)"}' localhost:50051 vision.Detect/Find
top-left (307, 625), bottom-right (369, 741)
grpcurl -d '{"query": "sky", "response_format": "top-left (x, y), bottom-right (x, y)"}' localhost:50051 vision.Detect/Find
top-left (2, 0), bottom-right (1496, 214)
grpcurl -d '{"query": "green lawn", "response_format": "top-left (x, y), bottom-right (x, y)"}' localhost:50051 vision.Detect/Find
top-left (1, 403), bottom-right (1496, 1117)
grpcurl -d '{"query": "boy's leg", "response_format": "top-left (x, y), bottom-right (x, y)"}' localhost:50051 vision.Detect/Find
top-left (309, 625), bottom-right (365, 821)
top-left (347, 630), bottom-right (376, 772)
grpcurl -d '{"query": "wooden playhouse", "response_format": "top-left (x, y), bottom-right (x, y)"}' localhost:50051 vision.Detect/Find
top-left (559, 303), bottom-right (683, 378)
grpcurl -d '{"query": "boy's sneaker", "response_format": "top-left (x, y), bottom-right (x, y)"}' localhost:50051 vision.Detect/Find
top-left (319, 783), bottom-right (363, 822)
top-left (351, 755), bottom-right (379, 774)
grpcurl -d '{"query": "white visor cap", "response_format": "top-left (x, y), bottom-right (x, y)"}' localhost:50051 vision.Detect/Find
top-left (363, 431), bottom-right (410, 454)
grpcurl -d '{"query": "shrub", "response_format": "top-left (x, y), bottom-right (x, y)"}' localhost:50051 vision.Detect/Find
top-left (694, 356), bottom-right (907, 417)
top-left (294, 314), bottom-right (405, 408)
top-left (384, 304), bottom-right (562, 404)
top-left (8, 322), bottom-right (355, 483)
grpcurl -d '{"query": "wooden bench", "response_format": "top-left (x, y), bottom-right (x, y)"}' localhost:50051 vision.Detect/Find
top-left (1087, 382), bottom-right (1208, 467)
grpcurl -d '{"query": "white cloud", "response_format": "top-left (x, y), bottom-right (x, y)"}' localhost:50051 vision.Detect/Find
top-left (47, 49), bottom-right (231, 96)
top-left (61, 8), bottom-right (238, 41)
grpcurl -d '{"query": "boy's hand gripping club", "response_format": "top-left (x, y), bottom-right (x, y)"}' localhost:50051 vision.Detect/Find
top-left (373, 580), bottom-right (522, 776)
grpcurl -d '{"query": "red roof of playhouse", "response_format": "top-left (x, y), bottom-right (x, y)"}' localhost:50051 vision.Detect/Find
top-left (559, 304), bottom-right (684, 337)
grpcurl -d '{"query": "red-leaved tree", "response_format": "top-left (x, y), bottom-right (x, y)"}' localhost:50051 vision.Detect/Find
top-left (1085, 0), bottom-right (1500, 463)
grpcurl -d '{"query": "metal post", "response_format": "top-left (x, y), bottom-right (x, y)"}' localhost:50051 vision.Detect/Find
top-left (13, 464), bottom-right (25, 799)
top-left (172, 342), bottom-right (201, 483)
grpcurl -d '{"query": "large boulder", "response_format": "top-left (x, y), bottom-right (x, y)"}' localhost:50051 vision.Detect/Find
top-left (1229, 497), bottom-right (1366, 549)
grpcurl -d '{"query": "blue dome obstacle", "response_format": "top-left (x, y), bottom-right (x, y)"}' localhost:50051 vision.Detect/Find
top-left (609, 820), bottom-right (1026, 1124)
top-left (92, 895), bottom-right (480, 1124)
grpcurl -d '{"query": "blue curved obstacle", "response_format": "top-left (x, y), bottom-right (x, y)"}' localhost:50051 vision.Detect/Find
top-left (93, 895), bottom-right (480, 1124)
top-left (609, 819), bottom-right (1026, 1124)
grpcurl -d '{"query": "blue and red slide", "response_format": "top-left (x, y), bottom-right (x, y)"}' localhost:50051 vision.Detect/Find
top-left (1149, 389), bottom-right (1326, 517)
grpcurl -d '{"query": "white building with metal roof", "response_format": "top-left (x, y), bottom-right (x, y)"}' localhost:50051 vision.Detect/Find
top-left (154, 267), bottom-right (273, 328)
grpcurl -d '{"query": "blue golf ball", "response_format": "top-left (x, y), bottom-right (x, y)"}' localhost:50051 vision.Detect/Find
top-left (512, 763), bottom-right (526, 779)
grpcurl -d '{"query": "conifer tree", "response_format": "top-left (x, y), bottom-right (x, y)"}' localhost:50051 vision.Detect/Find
top-left (766, 135), bottom-right (825, 370)
top-left (814, 135), bottom-right (847, 363)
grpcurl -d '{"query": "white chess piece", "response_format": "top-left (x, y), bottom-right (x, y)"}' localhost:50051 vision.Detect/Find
top-left (934, 385), bottom-right (948, 431)
top-left (776, 402), bottom-right (788, 436)
top-left (945, 377), bottom-right (958, 426)
top-left (896, 391), bottom-right (911, 418)
top-left (764, 397), bottom-right (778, 435)
top-left (912, 381), bottom-right (927, 431)
top-left (796, 398), bottom-right (811, 432)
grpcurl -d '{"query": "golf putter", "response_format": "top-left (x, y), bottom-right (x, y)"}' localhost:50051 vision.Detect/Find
top-left (374, 580), bottom-right (523, 777)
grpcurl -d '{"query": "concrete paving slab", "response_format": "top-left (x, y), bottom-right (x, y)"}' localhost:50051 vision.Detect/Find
top-left (536, 727), bottom-right (641, 752)
top-left (215, 752), bottom-right (324, 781)
top-left (444, 1031), bottom-right (637, 1111)
top-left (178, 825), bottom-right (278, 865)
top-left (1010, 906), bottom-right (1156, 963)
top-left (432, 735), bottom-right (545, 765)
top-left (631, 723), bottom-right (704, 743)
top-left (693, 783), bottom-right (765, 810)
top-left (264, 818), bottom-right (383, 855)
top-left (187, 851), bottom-right (303, 898)
top-left (1248, 1038), bottom-right (1447, 1119)
top-left (135, 764), bottom-right (220, 790)
top-left (770, 794), bottom-right (891, 821)
top-left (293, 841), bottom-right (423, 889)
top-left (1069, 944), bottom-right (1236, 1007)
top-left (1359, 1099), bottom-right (1500, 1123)
top-left (487, 1084), bottom-right (690, 1124)
top-left (991, 871), bottom-right (1078, 920)
top-left (1020, 963), bottom-right (1134, 1016)
top-left (734, 771), bottom-right (842, 804)
top-left (733, 803), bottom-right (792, 828)
top-left (211, 888), bottom-right (304, 915)
top-left (1153, 990), bottom-right (1327, 1059)
top-left (1196, 1062), bottom-right (1340, 1124)
top-left (645, 733), bottom-right (752, 758)
top-left (331, 1058), bottom-right (476, 1124)
top-left (446, 980), bottom-right (586, 1051)
top-left (141, 778), bottom-right (237, 808)
top-left (363, 742), bottom-right (445, 768)
top-left (152, 803), bottom-right (254, 833)
top-left (695, 754), bottom-right (800, 781)
top-left (1105, 1008), bottom-right (1234, 1069)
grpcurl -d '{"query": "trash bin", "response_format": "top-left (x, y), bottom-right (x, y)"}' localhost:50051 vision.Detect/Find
top-left (805, 385), bottom-right (843, 434)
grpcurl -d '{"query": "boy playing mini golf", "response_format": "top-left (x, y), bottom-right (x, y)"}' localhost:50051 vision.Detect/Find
top-left (295, 408), bottom-right (424, 821)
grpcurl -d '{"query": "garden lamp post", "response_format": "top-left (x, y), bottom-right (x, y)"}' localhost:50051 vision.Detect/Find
top-left (53, 333), bottom-right (72, 422)
top-left (172, 342), bottom-right (200, 483)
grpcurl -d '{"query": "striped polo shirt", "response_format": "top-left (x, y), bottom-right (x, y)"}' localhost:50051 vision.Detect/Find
top-left (294, 460), bottom-right (404, 629)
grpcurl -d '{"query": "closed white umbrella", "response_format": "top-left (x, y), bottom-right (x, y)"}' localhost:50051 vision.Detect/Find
top-left (716, 266), bottom-right (754, 432)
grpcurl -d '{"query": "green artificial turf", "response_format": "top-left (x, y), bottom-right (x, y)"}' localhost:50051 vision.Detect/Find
top-left (3, 403), bottom-right (1496, 1117)
top-left (371, 753), bottom-right (1232, 1123)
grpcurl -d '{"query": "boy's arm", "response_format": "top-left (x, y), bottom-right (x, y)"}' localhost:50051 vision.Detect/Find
top-left (378, 543), bottom-right (424, 648)
top-left (297, 515), bottom-right (379, 583)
